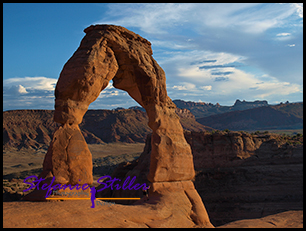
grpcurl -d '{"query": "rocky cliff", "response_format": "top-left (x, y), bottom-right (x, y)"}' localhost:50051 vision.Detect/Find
top-left (3, 109), bottom-right (210, 150)
top-left (100, 131), bottom-right (303, 226)
top-left (188, 131), bottom-right (303, 226)
top-left (3, 110), bottom-right (58, 150)
top-left (173, 99), bottom-right (270, 118)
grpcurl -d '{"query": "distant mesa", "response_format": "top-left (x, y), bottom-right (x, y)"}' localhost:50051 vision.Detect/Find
top-left (196, 102), bottom-right (303, 131)
top-left (233, 99), bottom-right (268, 110)
top-left (3, 100), bottom-right (302, 150)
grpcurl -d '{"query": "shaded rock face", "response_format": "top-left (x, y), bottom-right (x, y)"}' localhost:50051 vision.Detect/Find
top-left (24, 25), bottom-right (212, 227)
top-left (187, 131), bottom-right (303, 226)
top-left (103, 131), bottom-right (303, 226)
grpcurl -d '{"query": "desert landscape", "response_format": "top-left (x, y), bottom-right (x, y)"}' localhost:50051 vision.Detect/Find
top-left (3, 128), bottom-right (303, 227)
top-left (3, 23), bottom-right (303, 228)
top-left (3, 105), bottom-right (303, 228)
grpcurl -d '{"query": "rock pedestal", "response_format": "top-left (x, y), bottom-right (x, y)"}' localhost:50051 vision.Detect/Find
top-left (23, 123), bottom-right (93, 201)
top-left (40, 123), bottom-right (93, 185)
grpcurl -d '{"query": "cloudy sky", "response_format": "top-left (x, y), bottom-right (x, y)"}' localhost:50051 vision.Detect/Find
top-left (3, 3), bottom-right (303, 111)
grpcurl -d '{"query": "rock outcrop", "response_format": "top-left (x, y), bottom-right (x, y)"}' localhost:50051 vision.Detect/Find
top-left (23, 25), bottom-right (212, 227)
top-left (98, 131), bottom-right (302, 226)
top-left (233, 99), bottom-right (268, 110)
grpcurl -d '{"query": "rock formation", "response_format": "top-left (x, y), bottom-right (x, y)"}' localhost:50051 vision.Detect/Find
top-left (53, 24), bottom-right (195, 182)
top-left (39, 123), bottom-right (93, 185)
top-left (23, 25), bottom-right (213, 227)
top-left (104, 131), bottom-right (302, 226)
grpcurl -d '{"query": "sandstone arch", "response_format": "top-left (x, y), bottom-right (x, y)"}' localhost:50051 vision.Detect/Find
top-left (25, 25), bottom-right (213, 227)
top-left (54, 24), bottom-right (195, 183)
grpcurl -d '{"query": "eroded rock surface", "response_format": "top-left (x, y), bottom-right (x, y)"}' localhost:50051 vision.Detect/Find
top-left (99, 131), bottom-right (303, 226)
top-left (40, 124), bottom-right (93, 185)
top-left (54, 24), bottom-right (195, 182)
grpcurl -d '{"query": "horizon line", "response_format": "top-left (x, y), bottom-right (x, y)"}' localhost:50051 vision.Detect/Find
top-left (2, 100), bottom-right (303, 112)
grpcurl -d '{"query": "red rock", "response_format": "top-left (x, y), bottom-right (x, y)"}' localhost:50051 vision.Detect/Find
top-left (54, 24), bottom-right (195, 182)
top-left (24, 124), bottom-right (93, 201)
top-left (22, 24), bottom-right (211, 227)
top-left (40, 123), bottom-right (93, 185)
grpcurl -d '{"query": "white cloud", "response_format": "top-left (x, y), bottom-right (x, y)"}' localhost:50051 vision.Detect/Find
top-left (98, 3), bottom-right (195, 35)
top-left (100, 81), bottom-right (114, 95)
top-left (253, 76), bottom-right (302, 99)
top-left (3, 76), bottom-right (57, 91)
top-left (2, 76), bottom-right (141, 111)
top-left (3, 76), bottom-right (57, 111)
top-left (291, 3), bottom-right (303, 18)
top-left (287, 44), bottom-right (296, 47)
top-left (99, 3), bottom-right (300, 35)
top-left (276, 32), bottom-right (291, 37)
top-left (18, 85), bottom-right (28, 94)
top-left (172, 83), bottom-right (196, 91)
top-left (200, 86), bottom-right (212, 91)
top-left (159, 50), bottom-right (245, 84)
top-left (5, 85), bottom-right (28, 94)
top-left (275, 32), bottom-right (294, 41)
top-left (158, 49), bottom-right (302, 105)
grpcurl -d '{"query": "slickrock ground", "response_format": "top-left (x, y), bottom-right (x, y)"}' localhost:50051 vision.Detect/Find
top-left (218, 210), bottom-right (303, 228)
top-left (3, 202), bottom-right (302, 228)
top-left (4, 189), bottom-right (213, 228)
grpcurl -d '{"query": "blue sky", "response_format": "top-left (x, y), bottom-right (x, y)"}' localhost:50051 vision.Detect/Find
top-left (3, 3), bottom-right (303, 111)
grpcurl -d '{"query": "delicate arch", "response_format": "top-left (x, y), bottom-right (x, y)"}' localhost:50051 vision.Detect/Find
top-left (54, 25), bottom-right (194, 182)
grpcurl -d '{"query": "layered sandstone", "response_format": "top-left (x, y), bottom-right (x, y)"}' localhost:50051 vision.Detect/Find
top-left (104, 131), bottom-right (302, 226)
